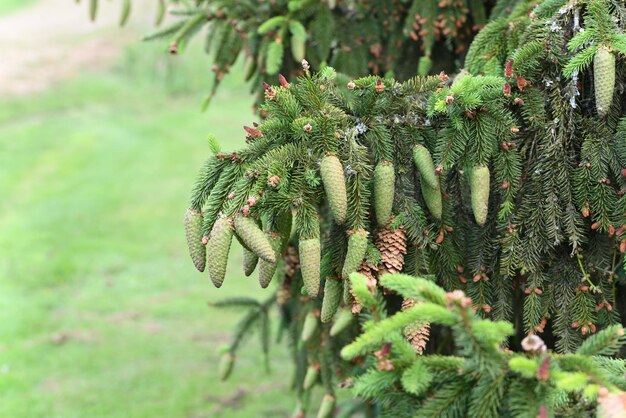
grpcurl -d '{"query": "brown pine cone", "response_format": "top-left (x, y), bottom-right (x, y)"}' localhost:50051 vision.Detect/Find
top-left (402, 298), bottom-right (430, 354)
top-left (376, 225), bottom-right (407, 275)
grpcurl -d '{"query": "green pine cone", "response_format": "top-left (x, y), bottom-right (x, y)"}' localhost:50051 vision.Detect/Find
top-left (594, 46), bottom-right (615, 118)
top-left (291, 403), bottom-right (305, 418)
top-left (291, 40), bottom-right (305, 63)
top-left (242, 248), bottom-right (258, 277)
top-left (374, 162), bottom-right (395, 226)
top-left (342, 229), bottom-right (368, 280)
top-left (470, 165), bottom-right (490, 226)
top-left (235, 231), bottom-right (252, 252)
top-left (330, 308), bottom-right (354, 336)
top-left (243, 55), bottom-right (257, 81)
top-left (289, 21), bottom-right (307, 62)
top-left (258, 233), bottom-right (283, 288)
top-left (321, 278), bottom-right (342, 323)
top-left (320, 155), bottom-right (347, 224)
top-left (342, 277), bottom-right (353, 304)
top-left (412, 144), bottom-right (439, 189)
top-left (266, 40), bottom-right (283, 75)
top-left (120, 0), bottom-right (131, 26)
top-left (207, 217), bottom-right (234, 288)
top-left (421, 182), bottom-right (442, 220)
top-left (303, 364), bottom-right (319, 391)
top-left (316, 394), bottom-right (336, 418)
top-left (218, 352), bottom-right (235, 381)
top-left (234, 216), bottom-right (276, 263)
top-left (417, 56), bottom-right (432, 76)
top-left (184, 208), bottom-right (206, 272)
top-left (89, 0), bottom-right (97, 21)
top-left (299, 238), bottom-right (321, 297)
top-left (301, 311), bottom-right (319, 342)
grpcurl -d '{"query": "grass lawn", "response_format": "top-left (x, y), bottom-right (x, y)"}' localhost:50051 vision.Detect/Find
top-left (0, 43), bottom-right (297, 417)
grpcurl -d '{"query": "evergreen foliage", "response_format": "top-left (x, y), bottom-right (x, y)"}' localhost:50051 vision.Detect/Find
top-left (175, 0), bottom-right (626, 413)
top-left (187, 48), bottom-right (626, 412)
top-left (343, 273), bottom-right (626, 418)
top-left (83, 0), bottom-right (626, 415)
top-left (83, 0), bottom-right (490, 105)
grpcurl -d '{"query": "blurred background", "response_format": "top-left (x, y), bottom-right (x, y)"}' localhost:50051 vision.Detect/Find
top-left (0, 1), bottom-right (293, 416)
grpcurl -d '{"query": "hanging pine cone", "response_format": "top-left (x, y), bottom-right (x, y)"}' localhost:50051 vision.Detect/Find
top-left (347, 258), bottom-right (379, 309)
top-left (242, 248), bottom-right (258, 276)
top-left (283, 244), bottom-right (300, 280)
top-left (299, 237), bottom-right (321, 297)
top-left (320, 155), bottom-right (348, 224)
top-left (374, 343), bottom-right (394, 371)
top-left (291, 405), bottom-right (305, 418)
top-left (303, 363), bottom-right (320, 390)
top-left (421, 182), bottom-right (442, 220)
top-left (258, 232), bottom-right (284, 288)
top-left (234, 215), bottom-right (276, 263)
top-left (302, 310), bottom-right (319, 342)
top-left (321, 276), bottom-right (342, 323)
top-left (374, 162), bottom-right (395, 226)
top-left (218, 352), bottom-right (235, 381)
top-left (330, 308), bottom-right (354, 336)
top-left (343, 274), bottom-right (353, 305)
top-left (207, 217), bottom-right (235, 288)
top-left (356, 258), bottom-right (379, 285)
top-left (316, 394), bottom-right (336, 418)
top-left (184, 208), bottom-right (206, 272)
top-left (594, 46), bottom-right (615, 118)
top-left (469, 165), bottom-right (490, 226)
top-left (342, 229), bottom-right (369, 279)
top-left (276, 284), bottom-right (291, 305)
top-left (290, 21), bottom-right (306, 62)
top-left (402, 298), bottom-right (430, 354)
top-left (412, 144), bottom-right (439, 189)
top-left (376, 225), bottom-right (407, 275)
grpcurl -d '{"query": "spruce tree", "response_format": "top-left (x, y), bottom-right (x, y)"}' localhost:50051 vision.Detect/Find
top-left (85, 0), bottom-right (626, 416)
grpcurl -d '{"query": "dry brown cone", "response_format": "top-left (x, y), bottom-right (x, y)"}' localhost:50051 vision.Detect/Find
top-left (348, 225), bottom-right (407, 313)
top-left (402, 298), bottom-right (430, 355)
top-left (376, 225), bottom-right (407, 275)
top-left (276, 284), bottom-right (291, 306)
top-left (374, 343), bottom-right (394, 371)
top-left (356, 258), bottom-right (378, 284)
top-left (275, 244), bottom-right (299, 306)
top-left (349, 258), bottom-right (379, 314)
top-left (283, 244), bottom-right (300, 280)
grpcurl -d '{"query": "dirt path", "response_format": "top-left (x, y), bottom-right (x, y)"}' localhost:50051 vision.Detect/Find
top-left (0, 0), bottom-right (154, 96)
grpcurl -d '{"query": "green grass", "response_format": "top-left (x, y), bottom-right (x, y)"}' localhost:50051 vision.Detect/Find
top-left (0, 43), bottom-right (297, 418)
top-left (0, 0), bottom-right (37, 15)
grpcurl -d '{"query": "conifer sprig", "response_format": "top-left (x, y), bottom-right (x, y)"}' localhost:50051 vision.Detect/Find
top-left (343, 273), bottom-right (626, 417)
top-left (171, 1), bottom-right (626, 416)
